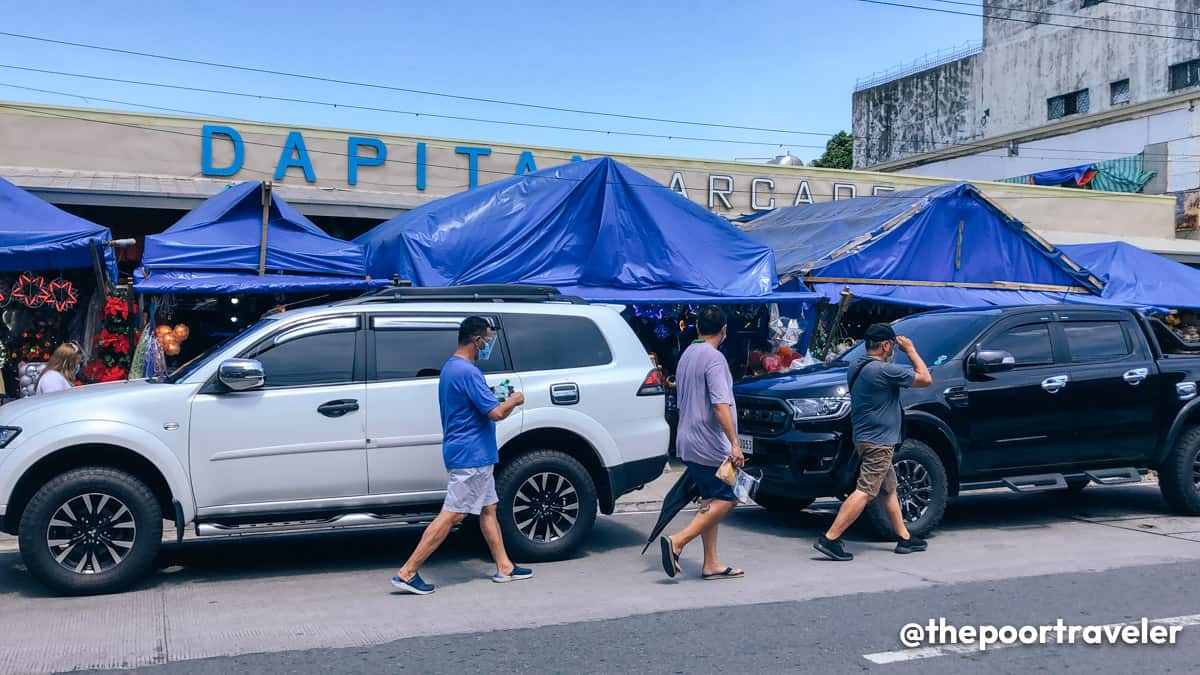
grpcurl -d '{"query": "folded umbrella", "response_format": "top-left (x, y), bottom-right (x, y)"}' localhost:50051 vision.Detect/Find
top-left (641, 471), bottom-right (701, 554)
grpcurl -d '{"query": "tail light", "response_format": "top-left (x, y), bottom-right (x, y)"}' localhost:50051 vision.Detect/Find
top-left (637, 369), bottom-right (666, 396)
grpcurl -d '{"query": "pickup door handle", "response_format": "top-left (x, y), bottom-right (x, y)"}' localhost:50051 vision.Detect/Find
top-left (550, 383), bottom-right (580, 406)
top-left (317, 399), bottom-right (360, 418)
top-left (1041, 375), bottom-right (1069, 394)
top-left (1123, 368), bottom-right (1149, 386)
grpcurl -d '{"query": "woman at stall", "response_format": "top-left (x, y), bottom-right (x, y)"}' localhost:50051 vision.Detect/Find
top-left (34, 342), bottom-right (83, 395)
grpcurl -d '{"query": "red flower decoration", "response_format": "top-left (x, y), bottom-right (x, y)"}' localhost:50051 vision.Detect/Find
top-left (48, 278), bottom-right (78, 312)
top-left (103, 296), bottom-right (130, 320)
top-left (11, 273), bottom-right (49, 308)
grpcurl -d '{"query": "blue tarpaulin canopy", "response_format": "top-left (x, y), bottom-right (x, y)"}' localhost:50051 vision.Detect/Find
top-left (742, 183), bottom-right (1105, 308)
top-left (356, 157), bottom-right (817, 304)
top-left (0, 175), bottom-right (117, 282)
top-left (1059, 241), bottom-right (1200, 311)
top-left (135, 181), bottom-right (375, 294)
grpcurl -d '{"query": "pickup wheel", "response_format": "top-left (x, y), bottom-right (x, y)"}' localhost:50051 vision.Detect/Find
top-left (494, 450), bottom-right (598, 562)
top-left (1160, 426), bottom-right (1200, 515)
top-left (866, 439), bottom-right (948, 539)
top-left (18, 467), bottom-right (162, 596)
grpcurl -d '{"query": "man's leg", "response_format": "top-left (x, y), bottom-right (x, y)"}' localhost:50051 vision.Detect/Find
top-left (397, 510), bottom-right (466, 580)
top-left (478, 504), bottom-right (516, 576)
top-left (881, 489), bottom-right (912, 540)
top-left (697, 501), bottom-right (741, 575)
top-left (670, 498), bottom-right (736, 555)
top-left (823, 490), bottom-right (872, 541)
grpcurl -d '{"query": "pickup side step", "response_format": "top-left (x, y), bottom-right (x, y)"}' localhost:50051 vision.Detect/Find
top-left (1082, 467), bottom-right (1142, 486)
top-left (195, 511), bottom-right (439, 538)
top-left (1000, 474), bottom-right (1068, 493)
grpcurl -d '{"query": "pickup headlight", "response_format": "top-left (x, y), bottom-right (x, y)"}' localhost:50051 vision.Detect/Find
top-left (786, 397), bottom-right (851, 421)
top-left (0, 426), bottom-right (19, 448)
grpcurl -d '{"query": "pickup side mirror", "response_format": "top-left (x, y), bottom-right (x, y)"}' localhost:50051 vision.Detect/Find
top-left (970, 349), bottom-right (1016, 375)
top-left (218, 359), bottom-right (265, 391)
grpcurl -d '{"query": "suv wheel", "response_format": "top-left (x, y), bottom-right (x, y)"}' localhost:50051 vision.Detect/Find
top-left (866, 439), bottom-right (948, 539)
top-left (1160, 426), bottom-right (1200, 514)
top-left (754, 494), bottom-right (816, 514)
top-left (495, 450), bottom-right (598, 562)
top-left (18, 467), bottom-right (163, 596)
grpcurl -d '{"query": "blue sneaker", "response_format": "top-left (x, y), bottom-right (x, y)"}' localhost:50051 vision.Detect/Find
top-left (492, 565), bottom-right (534, 583)
top-left (391, 573), bottom-right (435, 595)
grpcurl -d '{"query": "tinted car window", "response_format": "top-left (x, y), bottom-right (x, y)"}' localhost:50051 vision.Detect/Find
top-left (373, 327), bottom-right (508, 379)
top-left (1063, 321), bottom-right (1130, 362)
top-left (504, 314), bottom-right (613, 371)
top-left (840, 313), bottom-right (997, 367)
top-left (251, 329), bottom-right (357, 387)
top-left (983, 323), bottom-right (1054, 367)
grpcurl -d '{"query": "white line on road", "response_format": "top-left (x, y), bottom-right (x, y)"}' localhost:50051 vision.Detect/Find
top-left (863, 613), bottom-right (1200, 664)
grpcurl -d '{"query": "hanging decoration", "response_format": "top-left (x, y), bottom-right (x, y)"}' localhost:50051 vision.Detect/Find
top-left (83, 289), bottom-right (135, 383)
top-left (0, 274), bottom-right (79, 312)
top-left (154, 322), bottom-right (190, 357)
top-left (47, 278), bottom-right (79, 312)
top-left (10, 273), bottom-right (49, 309)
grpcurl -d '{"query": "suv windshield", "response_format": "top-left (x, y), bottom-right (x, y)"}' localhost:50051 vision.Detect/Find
top-left (838, 311), bottom-right (999, 367)
top-left (163, 317), bottom-right (278, 383)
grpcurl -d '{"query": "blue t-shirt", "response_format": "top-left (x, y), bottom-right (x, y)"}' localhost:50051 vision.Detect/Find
top-left (439, 356), bottom-right (501, 469)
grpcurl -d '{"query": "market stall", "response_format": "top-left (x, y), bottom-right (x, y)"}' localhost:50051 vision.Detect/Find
top-left (132, 181), bottom-right (378, 373)
top-left (0, 176), bottom-right (121, 398)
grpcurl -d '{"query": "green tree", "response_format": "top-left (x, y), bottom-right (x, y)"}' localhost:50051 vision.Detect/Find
top-left (809, 131), bottom-right (853, 169)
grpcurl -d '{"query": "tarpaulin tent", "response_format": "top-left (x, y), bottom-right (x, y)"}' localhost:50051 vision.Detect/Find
top-left (134, 181), bottom-right (376, 294)
top-left (356, 157), bottom-right (817, 304)
top-left (0, 175), bottom-right (117, 282)
top-left (1059, 241), bottom-right (1200, 311)
top-left (999, 154), bottom-right (1155, 193)
top-left (741, 182), bottom-right (1106, 308)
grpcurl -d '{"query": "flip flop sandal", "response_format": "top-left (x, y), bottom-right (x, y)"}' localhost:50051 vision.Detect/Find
top-left (659, 536), bottom-right (681, 578)
top-left (702, 567), bottom-right (745, 580)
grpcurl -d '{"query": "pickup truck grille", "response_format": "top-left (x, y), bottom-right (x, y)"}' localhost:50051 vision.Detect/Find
top-left (736, 396), bottom-right (791, 436)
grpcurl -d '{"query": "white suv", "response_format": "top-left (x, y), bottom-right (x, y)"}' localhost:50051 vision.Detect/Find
top-left (0, 286), bottom-right (669, 595)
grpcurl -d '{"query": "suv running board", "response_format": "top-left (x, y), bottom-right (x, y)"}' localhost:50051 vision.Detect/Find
top-left (1082, 467), bottom-right (1142, 486)
top-left (1000, 474), bottom-right (1067, 493)
top-left (195, 511), bottom-right (440, 538)
top-left (981, 467), bottom-right (1144, 494)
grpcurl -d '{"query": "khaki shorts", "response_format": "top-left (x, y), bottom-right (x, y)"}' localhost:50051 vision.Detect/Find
top-left (855, 442), bottom-right (898, 498)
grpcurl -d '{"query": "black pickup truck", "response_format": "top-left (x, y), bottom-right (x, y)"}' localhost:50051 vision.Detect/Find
top-left (733, 305), bottom-right (1200, 537)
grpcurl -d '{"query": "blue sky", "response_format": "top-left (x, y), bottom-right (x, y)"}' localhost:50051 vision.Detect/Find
top-left (0, 0), bottom-right (982, 164)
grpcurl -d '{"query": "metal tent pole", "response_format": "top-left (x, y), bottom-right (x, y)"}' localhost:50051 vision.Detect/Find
top-left (258, 181), bottom-right (273, 276)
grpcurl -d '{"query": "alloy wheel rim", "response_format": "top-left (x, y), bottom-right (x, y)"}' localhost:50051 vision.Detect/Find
top-left (45, 492), bottom-right (136, 575)
top-left (513, 472), bottom-right (580, 543)
top-left (1192, 450), bottom-right (1200, 490)
top-left (895, 459), bottom-right (933, 523)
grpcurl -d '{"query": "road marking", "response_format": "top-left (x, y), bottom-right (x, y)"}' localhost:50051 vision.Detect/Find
top-left (863, 613), bottom-right (1200, 664)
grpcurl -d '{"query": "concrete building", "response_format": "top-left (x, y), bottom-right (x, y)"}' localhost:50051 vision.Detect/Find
top-left (0, 100), bottom-right (1188, 265)
top-left (852, 0), bottom-right (1200, 242)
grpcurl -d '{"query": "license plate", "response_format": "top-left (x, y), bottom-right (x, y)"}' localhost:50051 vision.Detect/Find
top-left (737, 435), bottom-right (754, 454)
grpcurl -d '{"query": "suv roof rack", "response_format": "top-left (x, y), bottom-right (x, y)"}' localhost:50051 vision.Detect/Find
top-left (344, 284), bottom-right (589, 305)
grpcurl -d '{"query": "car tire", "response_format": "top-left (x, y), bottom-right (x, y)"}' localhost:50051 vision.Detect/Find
top-left (754, 494), bottom-right (816, 514)
top-left (494, 450), bottom-right (598, 562)
top-left (1160, 426), bottom-right (1200, 515)
top-left (866, 439), bottom-right (948, 539)
top-left (18, 467), bottom-right (163, 596)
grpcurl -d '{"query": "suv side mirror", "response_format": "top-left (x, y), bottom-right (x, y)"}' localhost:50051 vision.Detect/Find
top-left (218, 359), bottom-right (265, 391)
top-left (970, 349), bottom-right (1015, 375)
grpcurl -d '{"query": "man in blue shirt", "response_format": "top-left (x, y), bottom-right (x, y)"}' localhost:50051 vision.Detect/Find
top-left (392, 317), bottom-right (530, 595)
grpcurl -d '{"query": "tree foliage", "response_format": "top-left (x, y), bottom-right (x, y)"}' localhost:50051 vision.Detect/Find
top-left (810, 131), bottom-right (853, 169)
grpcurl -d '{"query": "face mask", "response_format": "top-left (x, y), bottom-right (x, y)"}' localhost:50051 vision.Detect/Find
top-left (478, 336), bottom-right (496, 361)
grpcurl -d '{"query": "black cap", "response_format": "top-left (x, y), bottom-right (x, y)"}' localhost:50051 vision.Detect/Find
top-left (864, 323), bottom-right (896, 342)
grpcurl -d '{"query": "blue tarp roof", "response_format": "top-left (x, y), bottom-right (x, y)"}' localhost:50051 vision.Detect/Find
top-left (742, 182), bottom-right (1104, 308)
top-left (1059, 241), bottom-right (1200, 311)
top-left (135, 181), bottom-right (373, 294)
top-left (356, 157), bottom-right (815, 304)
top-left (0, 175), bottom-right (117, 282)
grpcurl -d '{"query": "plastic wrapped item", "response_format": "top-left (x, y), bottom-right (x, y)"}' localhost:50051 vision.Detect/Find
top-left (18, 362), bottom-right (45, 397)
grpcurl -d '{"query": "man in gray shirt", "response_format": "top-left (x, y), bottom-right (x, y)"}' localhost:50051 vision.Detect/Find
top-left (659, 306), bottom-right (746, 580)
top-left (815, 323), bottom-right (932, 561)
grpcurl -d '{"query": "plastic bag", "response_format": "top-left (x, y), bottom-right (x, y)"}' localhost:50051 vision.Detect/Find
top-left (734, 469), bottom-right (761, 504)
top-left (715, 458), bottom-right (737, 486)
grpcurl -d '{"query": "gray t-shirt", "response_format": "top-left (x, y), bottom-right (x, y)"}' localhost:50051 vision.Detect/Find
top-left (848, 357), bottom-right (915, 446)
top-left (675, 342), bottom-right (737, 467)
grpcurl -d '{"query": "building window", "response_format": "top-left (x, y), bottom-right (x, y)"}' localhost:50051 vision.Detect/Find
top-left (1110, 79), bottom-right (1131, 105)
top-left (1170, 59), bottom-right (1200, 92)
top-left (1047, 89), bottom-right (1090, 120)
top-left (1081, 0), bottom-right (1107, 7)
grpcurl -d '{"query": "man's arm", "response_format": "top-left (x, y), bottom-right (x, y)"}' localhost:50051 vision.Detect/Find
top-left (712, 403), bottom-right (744, 467)
top-left (488, 392), bottom-right (525, 421)
top-left (895, 336), bottom-right (933, 388)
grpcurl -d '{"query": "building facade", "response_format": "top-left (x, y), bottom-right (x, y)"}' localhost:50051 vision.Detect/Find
top-left (852, 0), bottom-right (1200, 237)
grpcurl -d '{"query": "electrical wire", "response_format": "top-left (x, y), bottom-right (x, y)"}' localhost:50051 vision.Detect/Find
top-left (923, 0), bottom-right (1200, 32)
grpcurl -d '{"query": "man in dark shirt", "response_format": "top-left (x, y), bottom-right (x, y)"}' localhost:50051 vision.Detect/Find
top-left (815, 323), bottom-right (933, 561)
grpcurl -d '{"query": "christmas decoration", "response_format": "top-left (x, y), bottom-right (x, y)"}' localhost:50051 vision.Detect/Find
top-left (47, 278), bottom-right (78, 312)
top-left (84, 289), bottom-right (135, 383)
top-left (155, 322), bottom-right (190, 357)
top-left (0, 274), bottom-right (80, 312)
top-left (10, 273), bottom-right (49, 309)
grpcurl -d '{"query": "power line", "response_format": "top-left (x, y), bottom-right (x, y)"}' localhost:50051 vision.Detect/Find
top-left (0, 64), bottom-right (822, 150)
top-left (1105, 1), bottom-right (1200, 19)
top-left (0, 29), bottom-right (837, 138)
top-left (851, 0), bottom-right (1200, 42)
top-left (923, 0), bottom-right (1199, 32)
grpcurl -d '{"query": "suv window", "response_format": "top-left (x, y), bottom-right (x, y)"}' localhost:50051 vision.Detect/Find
top-left (983, 323), bottom-right (1054, 367)
top-left (503, 314), bottom-right (613, 371)
top-left (248, 318), bottom-right (359, 387)
top-left (840, 312), bottom-right (997, 367)
top-left (1063, 321), bottom-right (1130, 362)
top-left (371, 317), bottom-right (509, 379)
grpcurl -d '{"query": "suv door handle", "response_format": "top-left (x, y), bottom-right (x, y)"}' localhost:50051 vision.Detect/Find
top-left (550, 383), bottom-right (580, 406)
top-left (317, 399), bottom-right (359, 418)
top-left (1123, 368), bottom-right (1149, 386)
top-left (1041, 375), bottom-right (1068, 394)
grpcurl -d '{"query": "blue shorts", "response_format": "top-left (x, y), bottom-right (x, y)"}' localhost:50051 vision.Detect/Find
top-left (684, 461), bottom-right (737, 502)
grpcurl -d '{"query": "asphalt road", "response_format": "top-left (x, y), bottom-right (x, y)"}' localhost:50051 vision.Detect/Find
top-left (2, 483), bottom-right (1199, 674)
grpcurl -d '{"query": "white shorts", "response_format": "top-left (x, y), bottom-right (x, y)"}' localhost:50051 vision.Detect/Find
top-left (443, 465), bottom-right (499, 515)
